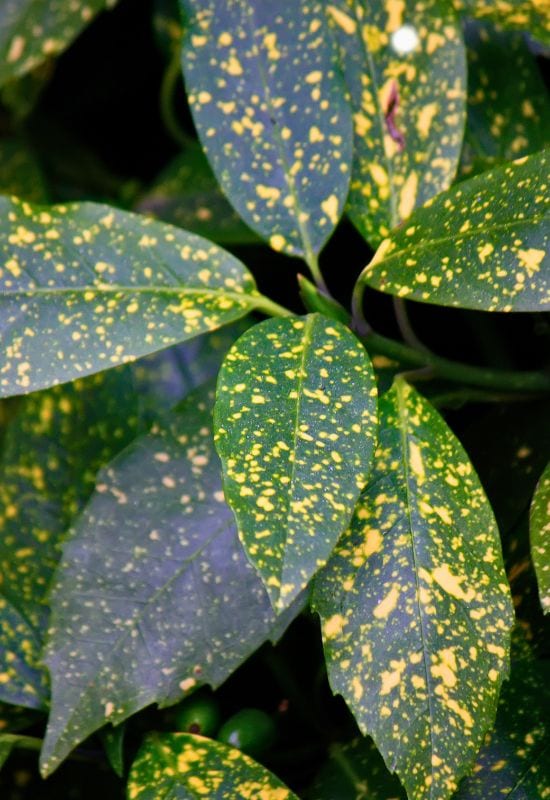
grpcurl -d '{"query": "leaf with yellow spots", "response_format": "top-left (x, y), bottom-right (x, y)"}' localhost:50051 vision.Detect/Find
top-left (135, 141), bottom-right (261, 246)
top-left (40, 385), bottom-right (304, 776)
top-left (180, 0), bottom-right (353, 259)
top-left (0, 197), bottom-right (261, 398)
top-left (356, 150), bottom-right (550, 312)
top-left (452, 0), bottom-right (550, 46)
top-left (530, 461), bottom-right (550, 614)
top-left (127, 732), bottom-right (299, 799)
top-left (0, 1), bottom-right (119, 88)
top-left (454, 634), bottom-right (550, 799)
top-left (0, 370), bottom-right (144, 711)
top-left (459, 23), bottom-right (550, 179)
top-left (214, 314), bottom-right (378, 612)
top-left (313, 377), bottom-right (514, 800)
top-left (326, 0), bottom-right (466, 247)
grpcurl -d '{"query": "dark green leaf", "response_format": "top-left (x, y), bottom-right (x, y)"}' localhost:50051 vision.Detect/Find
top-left (460, 23), bottom-right (550, 179)
top-left (306, 738), bottom-right (406, 800)
top-left (454, 634), bottom-right (549, 799)
top-left (135, 142), bottom-right (260, 245)
top-left (0, 1), bottom-right (118, 87)
top-left (452, 0), bottom-right (550, 45)
top-left (313, 378), bottom-right (514, 800)
top-left (214, 314), bottom-right (378, 610)
top-left (530, 462), bottom-right (550, 614)
top-left (357, 150), bottom-right (550, 311)
top-left (0, 137), bottom-right (48, 202)
top-left (0, 370), bottom-right (143, 710)
top-left (41, 386), bottom-right (303, 776)
top-left (0, 198), bottom-right (260, 397)
top-left (180, 0), bottom-right (353, 258)
top-left (99, 723), bottom-right (125, 778)
top-left (0, 734), bottom-right (41, 771)
top-left (127, 732), bottom-right (299, 799)
top-left (327, 0), bottom-right (466, 246)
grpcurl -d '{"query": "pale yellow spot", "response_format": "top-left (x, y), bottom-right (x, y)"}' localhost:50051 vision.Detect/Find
top-left (380, 658), bottom-right (406, 695)
top-left (226, 56), bottom-right (243, 76)
top-left (7, 35), bottom-right (25, 63)
top-left (323, 614), bottom-right (347, 638)
top-left (321, 194), bottom-right (339, 225)
top-left (398, 172), bottom-right (418, 220)
top-left (417, 102), bottom-right (438, 138)
top-left (432, 565), bottom-right (476, 602)
top-left (478, 243), bottom-right (494, 264)
top-left (518, 248), bottom-right (545, 276)
top-left (327, 5), bottom-right (357, 34)
top-left (257, 184), bottom-right (281, 201)
top-left (305, 70), bottom-right (323, 84)
top-left (387, 0), bottom-right (405, 30)
top-left (373, 585), bottom-right (400, 619)
top-left (270, 234), bottom-right (286, 252)
top-left (409, 441), bottom-right (424, 480)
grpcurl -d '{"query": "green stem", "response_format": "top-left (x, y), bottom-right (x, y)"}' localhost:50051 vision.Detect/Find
top-left (303, 249), bottom-right (329, 296)
top-left (362, 331), bottom-right (550, 393)
top-left (252, 294), bottom-right (294, 318)
top-left (159, 47), bottom-right (189, 150)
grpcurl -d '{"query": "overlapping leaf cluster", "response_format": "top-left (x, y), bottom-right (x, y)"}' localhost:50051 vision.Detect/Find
top-left (0, 1), bottom-right (548, 799)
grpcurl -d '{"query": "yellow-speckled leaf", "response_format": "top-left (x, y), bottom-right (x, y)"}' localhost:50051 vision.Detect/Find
top-left (127, 732), bottom-right (299, 799)
top-left (180, 0), bottom-right (353, 258)
top-left (357, 150), bottom-right (550, 311)
top-left (0, 198), bottom-right (260, 398)
top-left (459, 23), bottom-right (550, 179)
top-left (313, 378), bottom-right (514, 800)
top-left (326, 0), bottom-right (466, 246)
top-left (0, 1), bottom-right (118, 87)
top-left (530, 462), bottom-right (550, 614)
top-left (214, 314), bottom-right (378, 611)
top-left (452, 0), bottom-right (550, 45)
top-left (0, 371), bottom-right (144, 711)
top-left (40, 385), bottom-right (303, 776)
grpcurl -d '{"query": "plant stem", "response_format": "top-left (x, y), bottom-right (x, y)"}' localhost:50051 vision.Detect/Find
top-left (159, 48), bottom-right (189, 150)
top-left (252, 294), bottom-right (294, 318)
top-left (304, 249), bottom-right (329, 296)
top-left (363, 331), bottom-right (550, 393)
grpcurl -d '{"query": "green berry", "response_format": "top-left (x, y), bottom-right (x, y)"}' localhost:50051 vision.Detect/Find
top-left (217, 708), bottom-right (276, 757)
top-left (173, 690), bottom-right (221, 737)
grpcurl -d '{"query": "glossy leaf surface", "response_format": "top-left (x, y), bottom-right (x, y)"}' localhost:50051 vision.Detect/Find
top-left (180, 0), bottom-right (353, 257)
top-left (0, 371), bottom-right (142, 710)
top-left (0, 1), bottom-right (117, 87)
top-left (327, 0), bottom-right (466, 245)
top-left (214, 314), bottom-right (377, 610)
top-left (135, 142), bottom-right (260, 245)
top-left (127, 732), bottom-right (299, 799)
top-left (452, 0), bottom-right (550, 44)
top-left (41, 387), bottom-right (301, 776)
top-left (460, 23), bottom-right (550, 178)
top-left (0, 198), bottom-right (260, 397)
top-left (313, 378), bottom-right (514, 800)
top-left (530, 462), bottom-right (550, 614)
top-left (358, 150), bottom-right (550, 311)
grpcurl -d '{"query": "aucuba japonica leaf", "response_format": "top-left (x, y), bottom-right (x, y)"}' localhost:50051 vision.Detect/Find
top-left (529, 461), bottom-right (550, 614)
top-left (0, 370), bottom-right (144, 710)
top-left (0, 0), bottom-right (119, 88)
top-left (356, 150), bottom-right (550, 311)
top-left (459, 23), bottom-right (550, 179)
top-left (327, 0), bottom-right (466, 246)
top-left (451, 0), bottom-right (550, 45)
top-left (180, 0), bottom-right (353, 259)
top-left (214, 314), bottom-right (378, 611)
top-left (127, 732), bottom-right (300, 800)
top-left (41, 385), bottom-right (303, 776)
top-left (313, 378), bottom-right (514, 800)
top-left (0, 198), bottom-right (262, 397)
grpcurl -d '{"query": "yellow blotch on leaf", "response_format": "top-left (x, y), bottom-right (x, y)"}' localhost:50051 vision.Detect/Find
top-left (373, 585), bottom-right (400, 619)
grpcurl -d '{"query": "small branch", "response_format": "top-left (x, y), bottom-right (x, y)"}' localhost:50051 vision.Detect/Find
top-left (252, 294), bottom-right (294, 318)
top-left (159, 47), bottom-right (189, 150)
top-left (392, 297), bottom-right (430, 353)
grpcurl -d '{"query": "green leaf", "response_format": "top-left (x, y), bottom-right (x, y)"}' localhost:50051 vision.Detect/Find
top-left (313, 377), bottom-right (514, 800)
top-left (0, 734), bottom-right (41, 771)
top-left (135, 142), bottom-right (260, 245)
top-left (127, 732), bottom-right (299, 800)
top-left (180, 0), bottom-right (353, 258)
top-left (99, 723), bottom-right (126, 778)
top-left (454, 634), bottom-right (549, 799)
top-left (357, 150), bottom-right (550, 312)
top-left (297, 274), bottom-right (351, 325)
top-left (0, 136), bottom-right (48, 202)
top-left (530, 462), bottom-right (550, 614)
top-left (451, 0), bottom-right (550, 45)
top-left (0, 198), bottom-right (260, 397)
top-left (41, 385), bottom-right (303, 776)
top-left (327, 0), bottom-right (466, 246)
top-left (459, 23), bottom-right (550, 179)
top-left (0, 370), bottom-right (144, 710)
top-left (305, 738), bottom-right (406, 800)
top-left (0, 1), bottom-right (118, 87)
top-left (214, 314), bottom-right (378, 611)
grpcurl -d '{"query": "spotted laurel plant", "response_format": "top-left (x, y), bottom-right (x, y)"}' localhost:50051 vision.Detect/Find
top-left (0, 1), bottom-right (549, 799)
